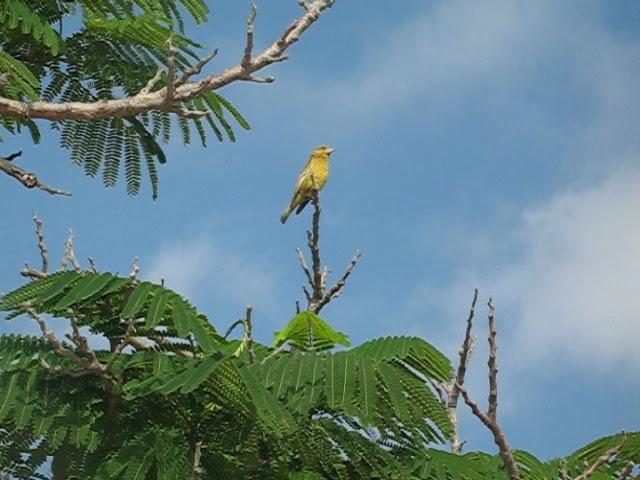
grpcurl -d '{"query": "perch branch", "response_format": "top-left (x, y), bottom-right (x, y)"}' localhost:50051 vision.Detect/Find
top-left (298, 189), bottom-right (361, 313)
top-left (0, 152), bottom-right (71, 196)
top-left (0, 0), bottom-right (339, 121)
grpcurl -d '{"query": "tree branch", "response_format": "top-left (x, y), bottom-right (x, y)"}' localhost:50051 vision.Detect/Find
top-left (191, 440), bottom-right (203, 480)
top-left (60, 229), bottom-right (81, 272)
top-left (0, 153), bottom-right (71, 196)
top-left (574, 437), bottom-right (627, 480)
top-left (447, 288), bottom-right (478, 454)
top-left (296, 189), bottom-right (361, 314)
top-left (21, 211), bottom-right (50, 279)
top-left (458, 385), bottom-right (521, 480)
top-left (315, 249), bottom-right (362, 312)
top-left (487, 298), bottom-right (498, 420)
top-left (0, 0), bottom-right (338, 122)
top-left (456, 299), bottom-right (521, 480)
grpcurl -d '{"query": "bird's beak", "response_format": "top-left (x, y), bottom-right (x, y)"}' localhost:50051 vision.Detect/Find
top-left (327, 147), bottom-right (335, 154)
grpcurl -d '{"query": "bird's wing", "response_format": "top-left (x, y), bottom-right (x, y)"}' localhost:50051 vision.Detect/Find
top-left (293, 162), bottom-right (313, 194)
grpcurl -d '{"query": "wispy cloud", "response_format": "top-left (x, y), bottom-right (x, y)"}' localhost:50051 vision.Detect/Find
top-left (144, 237), bottom-right (282, 331)
top-left (409, 164), bottom-right (640, 379)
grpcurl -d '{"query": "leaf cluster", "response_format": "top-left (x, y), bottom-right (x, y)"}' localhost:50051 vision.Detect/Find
top-left (0, 0), bottom-right (250, 198)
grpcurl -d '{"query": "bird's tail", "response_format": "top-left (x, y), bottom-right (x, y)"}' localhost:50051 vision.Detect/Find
top-left (280, 205), bottom-right (293, 224)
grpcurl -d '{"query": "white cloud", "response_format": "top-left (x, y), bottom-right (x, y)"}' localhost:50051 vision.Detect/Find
top-left (411, 165), bottom-right (640, 378)
top-left (144, 237), bottom-right (280, 319)
top-left (498, 167), bottom-right (640, 372)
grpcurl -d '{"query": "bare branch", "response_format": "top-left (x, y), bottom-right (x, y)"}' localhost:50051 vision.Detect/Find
top-left (302, 285), bottom-right (311, 302)
top-left (88, 257), bottom-right (99, 273)
top-left (487, 298), bottom-right (498, 420)
top-left (298, 0), bottom-right (311, 11)
top-left (316, 249), bottom-right (362, 311)
top-left (307, 189), bottom-right (324, 311)
top-left (0, 0), bottom-right (338, 121)
top-left (296, 247), bottom-right (314, 289)
top-left (455, 298), bottom-right (520, 480)
top-left (61, 229), bottom-right (82, 272)
top-left (177, 49), bottom-right (218, 87)
top-left (560, 459), bottom-right (570, 480)
top-left (242, 2), bottom-right (259, 69)
top-left (0, 73), bottom-right (9, 89)
top-left (261, 342), bottom-right (287, 364)
top-left (224, 319), bottom-right (244, 339)
top-left (244, 305), bottom-right (256, 364)
top-left (458, 385), bottom-right (521, 480)
top-left (32, 211), bottom-right (49, 273)
top-left (4, 151), bottom-right (22, 161)
top-left (173, 107), bottom-right (209, 119)
top-left (0, 155), bottom-right (71, 196)
top-left (192, 440), bottom-right (204, 480)
top-left (129, 257), bottom-right (140, 280)
top-left (165, 37), bottom-right (177, 102)
top-left (242, 75), bottom-right (275, 83)
top-left (26, 307), bottom-right (110, 380)
top-left (448, 288), bottom-right (478, 454)
top-left (139, 68), bottom-right (163, 95)
top-left (574, 436), bottom-right (627, 480)
top-left (21, 264), bottom-right (48, 279)
top-left (105, 321), bottom-right (135, 373)
top-left (60, 230), bottom-right (82, 271)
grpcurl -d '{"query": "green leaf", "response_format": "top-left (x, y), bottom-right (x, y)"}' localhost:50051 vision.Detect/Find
top-left (273, 311), bottom-right (350, 351)
top-left (54, 273), bottom-right (115, 310)
top-left (145, 291), bottom-right (169, 327)
top-left (121, 282), bottom-right (154, 318)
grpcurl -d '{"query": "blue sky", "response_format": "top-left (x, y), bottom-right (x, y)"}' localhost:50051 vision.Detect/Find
top-left (1, 0), bottom-right (639, 460)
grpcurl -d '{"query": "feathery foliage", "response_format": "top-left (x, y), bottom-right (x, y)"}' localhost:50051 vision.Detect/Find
top-left (0, 269), bottom-right (637, 478)
top-left (0, 0), bottom-right (250, 198)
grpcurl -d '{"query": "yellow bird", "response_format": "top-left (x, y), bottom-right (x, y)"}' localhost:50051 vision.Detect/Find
top-left (280, 145), bottom-right (335, 224)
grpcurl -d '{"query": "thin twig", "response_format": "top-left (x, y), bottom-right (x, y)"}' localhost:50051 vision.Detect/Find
top-left (139, 68), bottom-right (163, 95)
top-left (261, 342), bottom-right (287, 364)
top-left (224, 319), bottom-right (244, 339)
top-left (448, 288), bottom-right (478, 454)
top-left (129, 257), bottom-right (140, 280)
top-left (244, 305), bottom-right (256, 364)
top-left (192, 440), bottom-right (203, 480)
top-left (88, 257), bottom-right (99, 273)
top-left (32, 211), bottom-right (49, 273)
top-left (176, 49), bottom-right (218, 87)
top-left (61, 230), bottom-right (82, 272)
top-left (487, 298), bottom-right (498, 420)
top-left (458, 385), bottom-right (521, 480)
top-left (316, 249), bottom-right (362, 312)
top-left (105, 321), bottom-right (135, 373)
top-left (296, 247), bottom-right (314, 289)
top-left (165, 37), bottom-right (177, 102)
top-left (242, 2), bottom-right (259, 69)
top-left (0, 155), bottom-right (71, 196)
